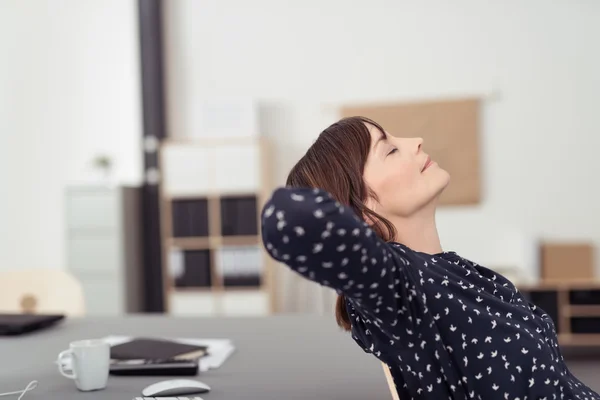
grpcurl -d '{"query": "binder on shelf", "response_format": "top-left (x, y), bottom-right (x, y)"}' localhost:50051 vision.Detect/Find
top-left (170, 250), bottom-right (212, 288)
top-left (220, 196), bottom-right (258, 236)
top-left (216, 245), bottom-right (262, 287)
top-left (172, 198), bottom-right (209, 237)
top-left (168, 249), bottom-right (184, 282)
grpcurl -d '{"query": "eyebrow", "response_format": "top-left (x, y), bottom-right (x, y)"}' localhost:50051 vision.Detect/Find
top-left (373, 130), bottom-right (387, 149)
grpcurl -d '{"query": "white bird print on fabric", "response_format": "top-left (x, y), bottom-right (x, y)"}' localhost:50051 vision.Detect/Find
top-left (261, 187), bottom-right (600, 400)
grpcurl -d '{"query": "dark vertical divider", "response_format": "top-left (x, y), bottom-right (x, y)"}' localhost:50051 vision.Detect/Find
top-left (138, 0), bottom-right (167, 312)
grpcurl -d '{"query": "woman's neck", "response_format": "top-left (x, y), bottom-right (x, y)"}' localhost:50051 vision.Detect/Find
top-left (389, 210), bottom-right (443, 255)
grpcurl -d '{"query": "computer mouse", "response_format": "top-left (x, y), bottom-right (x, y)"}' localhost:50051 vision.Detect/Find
top-left (142, 379), bottom-right (211, 397)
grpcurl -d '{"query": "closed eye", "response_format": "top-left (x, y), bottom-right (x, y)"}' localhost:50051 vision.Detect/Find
top-left (387, 148), bottom-right (398, 156)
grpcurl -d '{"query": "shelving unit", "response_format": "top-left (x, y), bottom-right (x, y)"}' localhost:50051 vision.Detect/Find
top-left (518, 281), bottom-right (600, 346)
top-left (158, 136), bottom-right (275, 316)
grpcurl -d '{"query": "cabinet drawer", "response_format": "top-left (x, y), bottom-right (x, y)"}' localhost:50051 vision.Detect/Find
top-left (67, 236), bottom-right (120, 274)
top-left (66, 190), bottom-right (118, 230)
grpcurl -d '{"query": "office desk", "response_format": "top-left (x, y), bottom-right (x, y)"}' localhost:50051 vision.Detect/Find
top-left (0, 315), bottom-right (390, 400)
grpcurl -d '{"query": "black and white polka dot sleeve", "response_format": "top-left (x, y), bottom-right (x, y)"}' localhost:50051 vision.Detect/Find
top-left (261, 187), bottom-right (418, 318)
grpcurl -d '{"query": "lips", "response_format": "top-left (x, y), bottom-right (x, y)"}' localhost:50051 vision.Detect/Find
top-left (421, 156), bottom-right (433, 172)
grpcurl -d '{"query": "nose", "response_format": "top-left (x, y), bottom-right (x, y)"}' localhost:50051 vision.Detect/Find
top-left (415, 137), bottom-right (423, 154)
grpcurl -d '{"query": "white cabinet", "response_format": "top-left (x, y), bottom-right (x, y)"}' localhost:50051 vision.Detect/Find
top-left (65, 186), bottom-right (143, 315)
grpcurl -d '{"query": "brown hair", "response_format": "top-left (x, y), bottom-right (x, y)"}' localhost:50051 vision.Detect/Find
top-left (285, 116), bottom-right (397, 331)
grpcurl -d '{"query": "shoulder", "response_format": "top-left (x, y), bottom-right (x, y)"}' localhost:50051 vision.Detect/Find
top-left (387, 242), bottom-right (459, 261)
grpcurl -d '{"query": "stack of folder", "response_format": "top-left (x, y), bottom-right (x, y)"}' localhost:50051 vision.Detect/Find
top-left (105, 335), bottom-right (235, 372)
top-left (110, 337), bottom-right (209, 361)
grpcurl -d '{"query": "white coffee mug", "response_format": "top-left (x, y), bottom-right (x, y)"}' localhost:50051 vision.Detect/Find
top-left (57, 339), bottom-right (110, 391)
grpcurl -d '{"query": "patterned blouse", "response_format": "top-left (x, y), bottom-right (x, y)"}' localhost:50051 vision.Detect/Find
top-left (261, 187), bottom-right (600, 400)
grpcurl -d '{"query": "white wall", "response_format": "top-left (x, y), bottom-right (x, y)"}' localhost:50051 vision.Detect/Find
top-left (164, 0), bottom-right (600, 283)
top-left (0, 0), bottom-right (142, 270)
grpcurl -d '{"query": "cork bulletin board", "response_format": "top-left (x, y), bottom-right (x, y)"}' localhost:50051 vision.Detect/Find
top-left (340, 98), bottom-right (481, 205)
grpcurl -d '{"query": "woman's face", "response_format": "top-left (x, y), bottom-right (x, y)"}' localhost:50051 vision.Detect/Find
top-left (363, 124), bottom-right (450, 219)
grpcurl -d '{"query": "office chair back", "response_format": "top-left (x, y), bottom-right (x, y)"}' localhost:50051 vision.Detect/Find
top-left (383, 362), bottom-right (401, 400)
top-left (0, 269), bottom-right (85, 316)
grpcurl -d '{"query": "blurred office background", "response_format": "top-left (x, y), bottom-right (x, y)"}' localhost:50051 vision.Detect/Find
top-left (1, 0), bottom-right (600, 337)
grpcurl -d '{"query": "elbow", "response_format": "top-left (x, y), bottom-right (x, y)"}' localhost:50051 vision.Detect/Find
top-left (259, 189), bottom-right (289, 260)
top-left (260, 209), bottom-right (279, 259)
top-left (260, 187), bottom-right (310, 260)
top-left (260, 187), bottom-right (304, 230)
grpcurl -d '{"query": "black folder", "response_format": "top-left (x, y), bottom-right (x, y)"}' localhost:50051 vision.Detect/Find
top-left (110, 338), bottom-right (208, 360)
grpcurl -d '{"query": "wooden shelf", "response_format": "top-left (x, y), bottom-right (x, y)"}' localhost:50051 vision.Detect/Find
top-left (168, 235), bottom-right (260, 250)
top-left (166, 194), bottom-right (211, 201)
top-left (220, 235), bottom-right (260, 246)
top-left (518, 281), bottom-right (600, 291)
top-left (158, 137), bottom-right (277, 316)
top-left (558, 334), bottom-right (600, 347)
top-left (220, 286), bottom-right (265, 292)
top-left (173, 286), bottom-right (265, 293)
top-left (169, 237), bottom-right (211, 250)
top-left (519, 283), bottom-right (600, 348)
top-left (166, 191), bottom-right (261, 200)
top-left (566, 305), bottom-right (600, 317)
top-left (173, 287), bottom-right (215, 293)
top-left (162, 136), bottom-right (265, 146)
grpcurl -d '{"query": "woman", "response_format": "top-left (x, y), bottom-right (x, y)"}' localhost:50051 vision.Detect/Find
top-left (261, 116), bottom-right (599, 399)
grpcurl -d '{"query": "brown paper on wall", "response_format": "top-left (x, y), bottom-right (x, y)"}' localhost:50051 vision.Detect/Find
top-left (340, 98), bottom-right (481, 205)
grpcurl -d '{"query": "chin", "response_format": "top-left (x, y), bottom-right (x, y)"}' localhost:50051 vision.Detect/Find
top-left (439, 168), bottom-right (451, 188)
top-left (431, 168), bottom-right (451, 199)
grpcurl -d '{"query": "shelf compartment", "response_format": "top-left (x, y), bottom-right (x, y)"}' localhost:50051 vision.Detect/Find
top-left (213, 144), bottom-right (261, 193)
top-left (169, 249), bottom-right (213, 288)
top-left (161, 145), bottom-right (212, 196)
top-left (222, 291), bottom-right (269, 316)
top-left (220, 196), bottom-right (258, 236)
top-left (215, 245), bottom-right (263, 288)
top-left (171, 198), bottom-right (209, 238)
top-left (169, 291), bottom-right (218, 317)
top-left (570, 317), bottom-right (600, 334)
top-left (569, 289), bottom-right (600, 305)
top-left (520, 290), bottom-right (559, 327)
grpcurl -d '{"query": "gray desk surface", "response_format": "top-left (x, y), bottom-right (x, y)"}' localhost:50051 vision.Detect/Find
top-left (0, 315), bottom-right (390, 400)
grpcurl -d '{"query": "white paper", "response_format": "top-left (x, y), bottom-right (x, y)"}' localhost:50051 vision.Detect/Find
top-left (57, 336), bottom-right (235, 373)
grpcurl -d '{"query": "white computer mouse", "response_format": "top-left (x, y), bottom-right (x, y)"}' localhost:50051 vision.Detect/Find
top-left (142, 379), bottom-right (211, 397)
